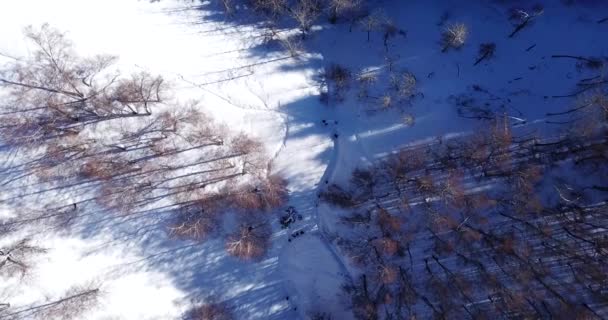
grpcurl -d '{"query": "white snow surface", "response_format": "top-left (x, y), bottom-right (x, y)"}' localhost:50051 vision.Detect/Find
top-left (1, 0), bottom-right (607, 319)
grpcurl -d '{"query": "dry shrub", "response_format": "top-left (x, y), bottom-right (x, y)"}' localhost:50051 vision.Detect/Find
top-left (187, 301), bottom-right (234, 320)
top-left (350, 167), bottom-right (376, 197)
top-left (291, 0), bottom-right (322, 33)
top-left (383, 147), bottom-right (426, 179)
top-left (356, 71), bottom-right (378, 99)
top-left (249, 0), bottom-right (286, 18)
top-left (489, 116), bottom-right (512, 150)
top-left (225, 223), bottom-right (271, 260)
top-left (441, 170), bottom-right (466, 208)
top-left (0, 238), bottom-right (47, 279)
top-left (258, 174), bottom-right (289, 209)
top-left (389, 71), bottom-right (417, 101)
top-left (110, 72), bottom-right (165, 115)
top-left (168, 198), bottom-right (225, 241)
top-left (460, 134), bottom-right (490, 167)
top-left (430, 214), bottom-right (459, 234)
top-left (328, 0), bottom-right (362, 22)
top-left (152, 110), bottom-right (180, 133)
top-left (346, 276), bottom-right (378, 320)
top-left (474, 42), bottom-right (496, 65)
top-left (232, 175), bottom-right (288, 211)
top-left (441, 23), bottom-right (468, 52)
top-left (320, 184), bottom-right (356, 208)
top-left (181, 109), bottom-right (226, 146)
top-left (41, 135), bottom-right (91, 167)
top-left (463, 192), bottom-right (496, 213)
top-left (230, 133), bottom-right (263, 156)
top-left (353, 301), bottom-right (377, 320)
top-left (279, 34), bottom-right (304, 57)
top-left (322, 63), bottom-right (351, 103)
top-left (415, 174), bottom-right (436, 194)
top-left (382, 21), bottom-right (399, 48)
top-left (325, 64), bottom-right (351, 91)
top-left (95, 179), bottom-right (148, 213)
top-left (498, 233), bottom-right (516, 255)
top-left (571, 92), bottom-right (608, 136)
top-left (510, 165), bottom-right (544, 212)
top-left (359, 9), bottom-right (387, 41)
top-left (79, 155), bottom-right (132, 180)
top-left (149, 136), bottom-right (177, 156)
top-left (231, 186), bottom-right (263, 211)
top-left (373, 237), bottom-right (400, 256)
top-left (376, 208), bottom-right (401, 234)
top-left (402, 113), bottom-right (415, 126)
top-left (308, 311), bottom-right (333, 320)
top-left (461, 228), bottom-right (483, 242)
top-left (375, 263), bottom-right (398, 284)
top-left (340, 210), bottom-right (371, 225)
top-left (337, 238), bottom-right (372, 266)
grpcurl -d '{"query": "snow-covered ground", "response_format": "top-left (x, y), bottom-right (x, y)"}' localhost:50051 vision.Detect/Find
top-left (1, 0), bottom-right (607, 319)
top-left (0, 0), bottom-right (344, 318)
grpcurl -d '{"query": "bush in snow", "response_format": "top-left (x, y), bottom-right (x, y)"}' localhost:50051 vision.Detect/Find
top-left (322, 63), bottom-right (352, 103)
top-left (389, 71), bottom-right (417, 102)
top-left (440, 23), bottom-right (468, 52)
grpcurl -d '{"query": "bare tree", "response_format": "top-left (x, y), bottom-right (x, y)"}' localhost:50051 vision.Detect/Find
top-left (359, 10), bottom-right (386, 42)
top-left (291, 0), bottom-right (322, 35)
top-left (225, 222), bottom-right (271, 260)
top-left (111, 72), bottom-right (165, 115)
top-left (249, 0), bottom-right (287, 19)
top-left (169, 198), bottom-right (225, 241)
top-left (0, 238), bottom-right (47, 279)
top-left (508, 5), bottom-right (543, 38)
top-left (0, 24), bottom-right (166, 147)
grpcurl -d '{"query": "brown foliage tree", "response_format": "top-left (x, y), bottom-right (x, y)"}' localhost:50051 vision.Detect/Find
top-left (225, 223), bottom-right (271, 260)
top-left (187, 301), bottom-right (234, 320)
top-left (0, 24), bottom-right (165, 146)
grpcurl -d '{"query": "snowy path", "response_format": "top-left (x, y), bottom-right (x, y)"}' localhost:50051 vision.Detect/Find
top-left (271, 94), bottom-right (355, 318)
